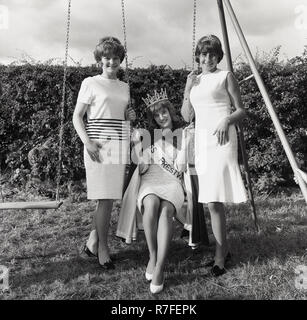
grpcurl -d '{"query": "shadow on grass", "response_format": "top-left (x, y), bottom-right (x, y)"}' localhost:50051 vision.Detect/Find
top-left (227, 228), bottom-right (307, 267)
top-left (9, 202), bottom-right (306, 294)
top-left (10, 237), bottom-right (212, 291)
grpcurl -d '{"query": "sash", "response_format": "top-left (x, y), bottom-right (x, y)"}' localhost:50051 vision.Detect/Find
top-left (149, 141), bottom-right (183, 183)
top-left (116, 137), bottom-right (209, 246)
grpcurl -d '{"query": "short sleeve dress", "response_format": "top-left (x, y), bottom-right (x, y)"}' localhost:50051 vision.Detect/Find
top-left (77, 75), bottom-right (130, 199)
top-left (189, 69), bottom-right (247, 203)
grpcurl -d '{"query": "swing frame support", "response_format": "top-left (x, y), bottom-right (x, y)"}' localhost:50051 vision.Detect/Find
top-left (217, 0), bottom-right (259, 232)
top-left (218, 0), bottom-right (307, 206)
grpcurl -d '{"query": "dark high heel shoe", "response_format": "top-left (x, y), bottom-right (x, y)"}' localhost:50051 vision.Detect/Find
top-left (211, 265), bottom-right (226, 277)
top-left (205, 252), bottom-right (232, 267)
top-left (99, 260), bottom-right (115, 270)
top-left (83, 245), bottom-right (98, 258)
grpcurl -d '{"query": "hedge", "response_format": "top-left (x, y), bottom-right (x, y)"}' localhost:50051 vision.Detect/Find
top-left (0, 49), bottom-right (306, 196)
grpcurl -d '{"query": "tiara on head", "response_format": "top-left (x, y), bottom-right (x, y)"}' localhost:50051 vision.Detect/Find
top-left (142, 88), bottom-right (168, 109)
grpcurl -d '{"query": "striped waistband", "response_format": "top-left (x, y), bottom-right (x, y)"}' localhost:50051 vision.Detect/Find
top-left (86, 118), bottom-right (130, 141)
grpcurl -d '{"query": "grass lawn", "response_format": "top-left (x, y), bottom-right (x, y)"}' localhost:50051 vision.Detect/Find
top-left (0, 189), bottom-right (306, 300)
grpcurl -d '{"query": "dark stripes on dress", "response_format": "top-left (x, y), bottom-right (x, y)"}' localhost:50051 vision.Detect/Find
top-left (86, 118), bottom-right (130, 141)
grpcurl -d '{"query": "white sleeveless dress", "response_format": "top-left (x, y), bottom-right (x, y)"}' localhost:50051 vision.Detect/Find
top-left (77, 75), bottom-right (130, 199)
top-left (189, 69), bottom-right (247, 203)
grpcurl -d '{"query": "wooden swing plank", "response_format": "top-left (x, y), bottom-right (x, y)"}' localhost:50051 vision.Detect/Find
top-left (0, 201), bottom-right (63, 210)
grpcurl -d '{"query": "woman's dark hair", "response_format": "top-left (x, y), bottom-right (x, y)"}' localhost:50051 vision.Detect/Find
top-left (146, 100), bottom-right (182, 147)
top-left (146, 100), bottom-right (181, 131)
top-left (195, 34), bottom-right (224, 64)
top-left (93, 36), bottom-right (126, 63)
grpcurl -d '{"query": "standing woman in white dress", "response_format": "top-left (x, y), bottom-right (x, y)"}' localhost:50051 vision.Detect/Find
top-left (181, 35), bottom-right (248, 276)
top-left (73, 37), bottom-right (136, 269)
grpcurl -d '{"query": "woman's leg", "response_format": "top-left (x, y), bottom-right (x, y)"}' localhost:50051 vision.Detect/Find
top-left (85, 211), bottom-right (98, 255)
top-left (96, 199), bottom-right (114, 264)
top-left (207, 202), bottom-right (228, 268)
top-left (142, 194), bottom-right (161, 275)
top-left (152, 200), bottom-right (175, 286)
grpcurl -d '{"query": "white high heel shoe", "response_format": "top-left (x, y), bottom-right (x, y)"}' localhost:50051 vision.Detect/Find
top-left (145, 272), bottom-right (153, 281)
top-left (150, 281), bottom-right (164, 294)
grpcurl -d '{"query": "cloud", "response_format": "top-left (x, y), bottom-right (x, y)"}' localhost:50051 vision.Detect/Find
top-left (0, 0), bottom-right (305, 68)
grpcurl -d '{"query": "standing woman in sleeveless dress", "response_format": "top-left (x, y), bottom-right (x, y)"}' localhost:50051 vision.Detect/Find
top-left (181, 35), bottom-right (248, 276)
top-left (73, 37), bottom-right (136, 269)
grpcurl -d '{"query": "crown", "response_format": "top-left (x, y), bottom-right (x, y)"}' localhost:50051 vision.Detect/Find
top-left (142, 88), bottom-right (168, 109)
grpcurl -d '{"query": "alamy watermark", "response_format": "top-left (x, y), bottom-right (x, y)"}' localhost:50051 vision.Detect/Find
top-left (294, 265), bottom-right (307, 290)
top-left (0, 5), bottom-right (9, 30)
top-left (294, 5), bottom-right (307, 30)
top-left (85, 126), bottom-right (210, 175)
top-left (0, 265), bottom-right (9, 291)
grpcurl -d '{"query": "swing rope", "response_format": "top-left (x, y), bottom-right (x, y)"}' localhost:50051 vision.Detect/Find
top-left (56, 0), bottom-right (72, 202)
top-left (121, 0), bottom-right (131, 105)
top-left (192, 0), bottom-right (197, 70)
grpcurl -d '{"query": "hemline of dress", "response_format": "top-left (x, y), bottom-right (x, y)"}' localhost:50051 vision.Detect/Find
top-left (198, 198), bottom-right (248, 204)
top-left (87, 196), bottom-right (122, 200)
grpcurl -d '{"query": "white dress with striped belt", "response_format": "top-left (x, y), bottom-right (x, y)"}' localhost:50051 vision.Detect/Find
top-left (77, 75), bottom-right (130, 199)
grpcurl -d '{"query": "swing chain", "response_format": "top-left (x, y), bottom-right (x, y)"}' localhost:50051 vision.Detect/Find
top-left (121, 0), bottom-right (131, 100)
top-left (55, 0), bottom-right (72, 201)
top-left (192, 0), bottom-right (197, 70)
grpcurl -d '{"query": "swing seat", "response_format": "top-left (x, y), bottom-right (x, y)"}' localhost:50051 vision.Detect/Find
top-left (0, 201), bottom-right (63, 210)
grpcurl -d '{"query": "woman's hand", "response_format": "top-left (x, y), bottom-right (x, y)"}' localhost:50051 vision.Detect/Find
top-left (185, 70), bottom-right (199, 92)
top-left (185, 122), bottom-right (195, 130)
top-left (139, 163), bottom-right (149, 175)
top-left (182, 124), bottom-right (194, 149)
top-left (131, 128), bottom-right (143, 144)
top-left (213, 117), bottom-right (230, 145)
top-left (85, 140), bottom-right (102, 162)
top-left (126, 107), bottom-right (136, 122)
top-left (183, 125), bottom-right (194, 142)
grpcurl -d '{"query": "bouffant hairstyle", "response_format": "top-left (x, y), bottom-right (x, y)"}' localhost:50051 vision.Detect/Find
top-left (195, 34), bottom-right (224, 64)
top-left (146, 99), bottom-right (182, 147)
top-left (93, 36), bottom-right (126, 63)
top-left (146, 100), bottom-right (181, 131)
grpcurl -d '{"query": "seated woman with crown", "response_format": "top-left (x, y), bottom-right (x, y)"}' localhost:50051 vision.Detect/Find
top-left (116, 89), bottom-right (208, 294)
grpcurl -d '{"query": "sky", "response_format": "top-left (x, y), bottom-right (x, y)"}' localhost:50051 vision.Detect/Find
top-left (0, 0), bottom-right (306, 69)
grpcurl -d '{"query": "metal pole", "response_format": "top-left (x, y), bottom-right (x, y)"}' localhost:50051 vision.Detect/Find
top-left (217, 0), bottom-right (233, 72)
top-left (223, 0), bottom-right (307, 203)
top-left (217, 0), bottom-right (260, 231)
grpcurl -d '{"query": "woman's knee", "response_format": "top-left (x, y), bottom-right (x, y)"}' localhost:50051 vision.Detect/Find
top-left (97, 199), bottom-right (113, 206)
top-left (208, 202), bottom-right (224, 214)
top-left (143, 194), bottom-right (160, 213)
top-left (160, 201), bottom-right (175, 219)
top-left (96, 199), bottom-right (113, 213)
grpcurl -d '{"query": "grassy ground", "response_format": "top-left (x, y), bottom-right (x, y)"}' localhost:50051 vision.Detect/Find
top-left (0, 189), bottom-right (306, 300)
